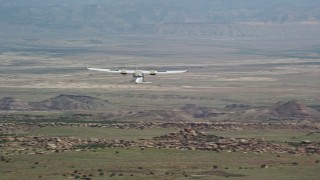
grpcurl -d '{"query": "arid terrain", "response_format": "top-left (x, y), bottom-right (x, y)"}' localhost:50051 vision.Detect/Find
top-left (0, 36), bottom-right (319, 179)
top-left (1, 1), bottom-right (320, 179)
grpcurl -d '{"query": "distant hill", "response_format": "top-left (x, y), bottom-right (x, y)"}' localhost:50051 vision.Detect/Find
top-left (229, 101), bottom-right (320, 121)
top-left (0, 95), bottom-right (110, 111)
top-left (1, 96), bottom-right (319, 122)
top-left (30, 95), bottom-right (110, 111)
top-left (0, 97), bottom-right (31, 111)
top-left (0, 0), bottom-right (319, 38)
top-left (269, 101), bottom-right (320, 119)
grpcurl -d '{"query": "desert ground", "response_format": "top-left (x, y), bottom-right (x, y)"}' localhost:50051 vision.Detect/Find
top-left (1, 36), bottom-right (320, 179)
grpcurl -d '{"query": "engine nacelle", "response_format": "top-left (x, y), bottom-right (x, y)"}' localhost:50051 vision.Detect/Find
top-left (149, 70), bottom-right (157, 75)
top-left (120, 69), bottom-right (127, 75)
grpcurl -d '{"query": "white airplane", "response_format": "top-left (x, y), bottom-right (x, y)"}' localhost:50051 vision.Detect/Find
top-left (87, 67), bottom-right (188, 84)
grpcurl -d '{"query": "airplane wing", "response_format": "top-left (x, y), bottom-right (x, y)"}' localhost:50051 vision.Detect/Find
top-left (87, 67), bottom-right (135, 74)
top-left (88, 67), bottom-right (187, 75)
top-left (141, 70), bottom-right (188, 75)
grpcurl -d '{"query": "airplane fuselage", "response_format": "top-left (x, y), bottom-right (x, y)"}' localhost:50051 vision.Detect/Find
top-left (133, 70), bottom-right (144, 84)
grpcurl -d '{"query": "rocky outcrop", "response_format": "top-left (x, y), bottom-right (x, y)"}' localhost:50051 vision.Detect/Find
top-left (1, 121), bottom-right (319, 136)
top-left (181, 104), bottom-right (226, 118)
top-left (127, 110), bottom-right (188, 121)
top-left (152, 128), bottom-right (320, 154)
top-left (1, 127), bottom-right (319, 155)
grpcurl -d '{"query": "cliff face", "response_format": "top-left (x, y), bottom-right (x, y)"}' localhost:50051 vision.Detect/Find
top-left (1, 0), bottom-right (319, 38)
